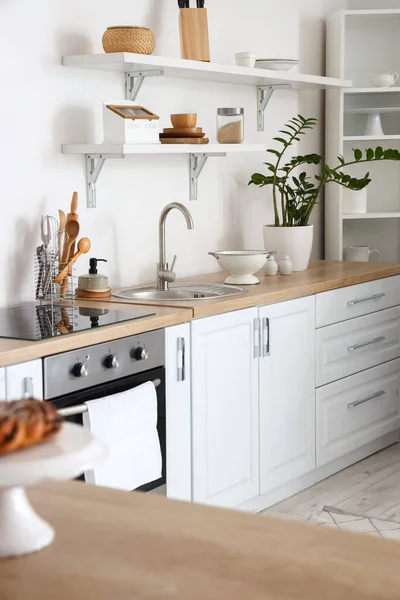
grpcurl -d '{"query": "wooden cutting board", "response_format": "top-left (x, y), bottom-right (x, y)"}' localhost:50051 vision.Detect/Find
top-left (160, 137), bottom-right (209, 144)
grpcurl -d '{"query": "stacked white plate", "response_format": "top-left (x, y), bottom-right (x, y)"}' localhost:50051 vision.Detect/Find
top-left (255, 59), bottom-right (299, 71)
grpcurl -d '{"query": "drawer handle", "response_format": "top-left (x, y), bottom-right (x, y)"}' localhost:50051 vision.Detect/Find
top-left (347, 293), bottom-right (386, 306)
top-left (348, 390), bottom-right (386, 409)
top-left (347, 336), bottom-right (386, 352)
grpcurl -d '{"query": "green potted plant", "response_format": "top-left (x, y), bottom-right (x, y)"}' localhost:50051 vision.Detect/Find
top-left (249, 115), bottom-right (400, 270)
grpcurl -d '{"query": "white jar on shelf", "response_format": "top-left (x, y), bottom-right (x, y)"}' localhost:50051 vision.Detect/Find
top-left (343, 188), bottom-right (367, 214)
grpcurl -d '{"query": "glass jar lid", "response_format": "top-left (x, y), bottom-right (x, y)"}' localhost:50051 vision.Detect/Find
top-left (217, 107), bottom-right (244, 116)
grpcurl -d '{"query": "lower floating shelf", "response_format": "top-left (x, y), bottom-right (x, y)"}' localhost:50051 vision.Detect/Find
top-left (62, 143), bottom-right (266, 207)
top-left (62, 143), bottom-right (266, 156)
top-left (343, 212), bottom-right (400, 219)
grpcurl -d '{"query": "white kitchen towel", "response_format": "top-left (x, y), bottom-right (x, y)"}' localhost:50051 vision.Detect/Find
top-left (82, 381), bottom-right (162, 491)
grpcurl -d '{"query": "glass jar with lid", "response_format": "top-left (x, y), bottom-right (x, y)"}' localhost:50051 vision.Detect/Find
top-left (216, 108), bottom-right (244, 144)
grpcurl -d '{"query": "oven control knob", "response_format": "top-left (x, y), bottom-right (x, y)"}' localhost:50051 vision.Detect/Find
top-left (72, 362), bottom-right (88, 378)
top-left (133, 347), bottom-right (148, 361)
top-left (104, 354), bottom-right (119, 370)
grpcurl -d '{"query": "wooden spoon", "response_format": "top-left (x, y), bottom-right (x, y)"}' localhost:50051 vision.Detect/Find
top-left (67, 192), bottom-right (79, 258)
top-left (61, 219), bottom-right (80, 269)
top-left (55, 237), bottom-right (91, 284)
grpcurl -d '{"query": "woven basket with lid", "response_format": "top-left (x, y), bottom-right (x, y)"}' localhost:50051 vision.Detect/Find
top-left (102, 26), bottom-right (155, 55)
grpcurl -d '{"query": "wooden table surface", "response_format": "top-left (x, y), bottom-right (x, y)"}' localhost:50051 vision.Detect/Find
top-left (2, 481), bottom-right (400, 599)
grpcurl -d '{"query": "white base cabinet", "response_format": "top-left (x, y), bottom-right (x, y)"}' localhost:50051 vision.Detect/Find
top-left (190, 297), bottom-right (316, 507)
top-left (259, 296), bottom-right (316, 493)
top-left (5, 359), bottom-right (43, 401)
top-left (165, 323), bottom-right (192, 501)
top-left (191, 308), bottom-right (260, 507)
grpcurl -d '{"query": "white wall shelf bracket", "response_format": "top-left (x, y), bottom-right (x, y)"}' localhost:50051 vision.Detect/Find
top-left (189, 152), bottom-right (225, 201)
top-left (86, 154), bottom-right (123, 208)
top-left (125, 70), bottom-right (164, 101)
top-left (257, 84), bottom-right (290, 131)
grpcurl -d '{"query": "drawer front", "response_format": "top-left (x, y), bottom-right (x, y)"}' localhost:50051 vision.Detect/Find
top-left (316, 306), bottom-right (400, 387)
top-left (317, 359), bottom-right (400, 467)
top-left (316, 276), bottom-right (400, 328)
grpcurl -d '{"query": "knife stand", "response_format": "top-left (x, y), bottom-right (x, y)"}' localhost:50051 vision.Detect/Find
top-left (179, 8), bottom-right (210, 62)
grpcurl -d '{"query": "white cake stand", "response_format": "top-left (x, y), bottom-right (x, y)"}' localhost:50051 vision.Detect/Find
top-left (0, 422), bottom-right (106, 558)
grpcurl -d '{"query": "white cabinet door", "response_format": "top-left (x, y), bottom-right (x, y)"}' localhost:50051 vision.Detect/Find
top-left (6, 359), bottom-right (43, 401)
top-left (317, 359), bottom-right (400, 467)
top-left (165, 323), bottom-right (192, 502)
top-left (259, 296), bottom-right (316, 494)
top-left (191, 308), bottom-right (259, 507)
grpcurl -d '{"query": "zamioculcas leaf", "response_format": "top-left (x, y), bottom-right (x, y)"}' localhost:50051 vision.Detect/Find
top-left (366, 148), bottom-right (374, 160)
top-left (273, 137), bottom-right (288, 145)
top-left (375, 146), bottom-right (384, 159)
top-left (354, 149), bottom-right (362, 161)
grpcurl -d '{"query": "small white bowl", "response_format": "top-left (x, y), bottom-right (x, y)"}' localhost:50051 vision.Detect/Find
top-left (235, 52), bottom-right (257, 68)
top-left (255, 59), bottom-right (299, 71)
top-left (208, 250), bottom-right (275, 285)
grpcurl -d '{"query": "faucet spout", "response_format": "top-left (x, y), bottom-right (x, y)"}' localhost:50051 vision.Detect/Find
top-left (159, 202), bottom-right (194, 264)
top-left (157, 202), bottom-right (194, 291)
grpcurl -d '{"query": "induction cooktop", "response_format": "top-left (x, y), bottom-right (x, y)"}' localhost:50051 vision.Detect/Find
top-left (0, 303), bottom-right (156, 341)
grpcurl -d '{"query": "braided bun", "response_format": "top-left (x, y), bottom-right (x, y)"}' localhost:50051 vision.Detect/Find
top-left (0, 398), bottom-right (63, 455)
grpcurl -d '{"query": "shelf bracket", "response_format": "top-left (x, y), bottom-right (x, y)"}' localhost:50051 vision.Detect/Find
top-left (189, 152), bottom-right (225, 201)
top-left (125, 70), bottom-right (164, 102)
top-left (257, 84), bottom-right (291, 131)
top-left (86, 154), bottom-right (123, 208)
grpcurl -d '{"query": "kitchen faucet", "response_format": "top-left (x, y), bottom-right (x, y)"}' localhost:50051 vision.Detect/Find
top-left (157, 202), bottom-right (194, 291)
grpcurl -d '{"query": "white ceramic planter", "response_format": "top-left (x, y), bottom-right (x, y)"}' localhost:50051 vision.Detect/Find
top-left (343, 188), bottom-right (367, 214)
top-left (263, 225), bottom-right (314, 271)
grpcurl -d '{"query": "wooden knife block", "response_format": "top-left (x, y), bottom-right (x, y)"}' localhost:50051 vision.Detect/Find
top-left (179, 8), bottom-right (210, 62)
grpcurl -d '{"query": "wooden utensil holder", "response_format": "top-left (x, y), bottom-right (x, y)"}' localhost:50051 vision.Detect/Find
top-left (179, 8), bottom-right (210, 62)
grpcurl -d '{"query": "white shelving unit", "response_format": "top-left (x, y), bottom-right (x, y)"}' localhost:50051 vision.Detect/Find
top-left (325, 9), bottom-right (400, 261)
top-left (62, 52), bottom-right (351, 207)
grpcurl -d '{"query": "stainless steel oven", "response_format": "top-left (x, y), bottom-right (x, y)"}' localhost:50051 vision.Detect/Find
top-left (43, 330), bottom-right (166, 492)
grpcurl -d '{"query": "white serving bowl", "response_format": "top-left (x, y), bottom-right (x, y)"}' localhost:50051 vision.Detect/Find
top-left (235, 52), bottom-right (257, 68)
top-left (255, 59), bottom-right (299, 71)
top-left (208, 250), bottom-right (275, 285)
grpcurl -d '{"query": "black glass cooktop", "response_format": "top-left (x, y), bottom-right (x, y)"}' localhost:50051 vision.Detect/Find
top-left (0, 304), bottom-right (156, 341)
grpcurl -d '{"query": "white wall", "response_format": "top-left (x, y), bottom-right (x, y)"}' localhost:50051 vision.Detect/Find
top-left (0, 0), bottom-right (347, 307)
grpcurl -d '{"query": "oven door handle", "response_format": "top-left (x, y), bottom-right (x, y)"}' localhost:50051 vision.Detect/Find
top-left (58, 378), bottom-right (161, 417)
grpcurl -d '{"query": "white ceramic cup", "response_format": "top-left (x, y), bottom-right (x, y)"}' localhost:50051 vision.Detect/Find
top-left (343, 188), bottom-right (367, 214)
top-left (343, 245), bottom-right (380, 262)
top-left (370, 72), bottom-right (399, 87)
top-left (235, 52), bottom-right (256, 68)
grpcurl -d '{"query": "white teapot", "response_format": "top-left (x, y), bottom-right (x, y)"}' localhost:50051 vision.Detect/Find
top-left (370, 71), bottom-right (399, 87)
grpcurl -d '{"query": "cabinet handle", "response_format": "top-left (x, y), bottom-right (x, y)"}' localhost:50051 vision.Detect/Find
top-left (347, 336), bottom-right (386, 352)
top-left (347, 293), bottom-right (386, 306)
top-left (254, 318), bottom-right (261, 359)
top-left (348, 390), bottom-right (386, 409)
top-left (23, 377), bottom-right (34, 399)
top-left (177, 337), bottom-right (185, 382)
top-left (262, 317), bottom-right (270, 357)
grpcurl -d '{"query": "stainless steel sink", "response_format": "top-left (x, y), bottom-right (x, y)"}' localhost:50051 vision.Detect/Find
top-left (113, 283), bottom-right (246, 301)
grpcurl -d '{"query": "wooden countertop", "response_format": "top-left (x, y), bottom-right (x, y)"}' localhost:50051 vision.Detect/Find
top-left (0, 261), bottom-right (399, 367)
top-left (0, 301), bottom-right (192, 367)
top-left (107, 260), bottom-right (400, 318)
top-left (2, 481), bottom-right (400, 599)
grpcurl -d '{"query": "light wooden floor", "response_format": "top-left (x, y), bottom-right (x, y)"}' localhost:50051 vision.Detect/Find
top-left (264, 443), bottom-right (400, 538)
